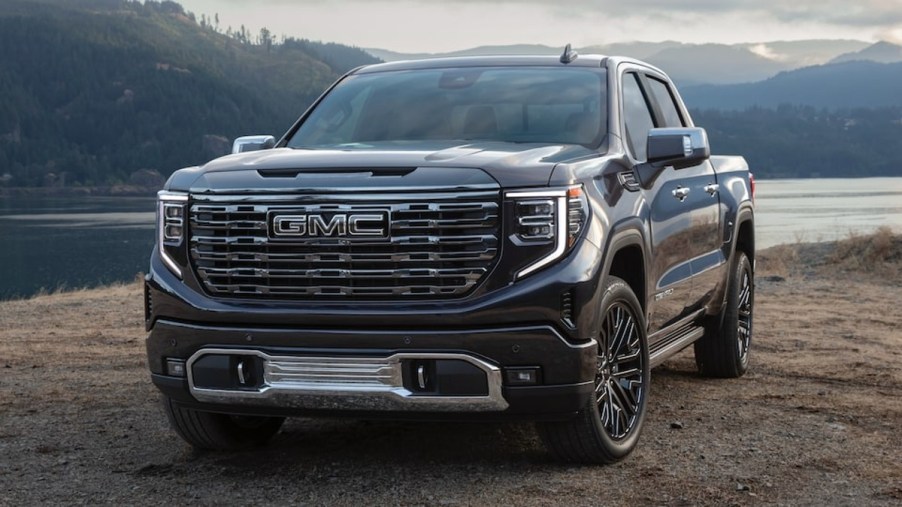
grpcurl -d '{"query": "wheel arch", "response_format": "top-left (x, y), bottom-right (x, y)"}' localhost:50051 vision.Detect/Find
top-left (601, 222), bottom-right (648, 314)
top-left (734, 205), bottom-right (755, 266)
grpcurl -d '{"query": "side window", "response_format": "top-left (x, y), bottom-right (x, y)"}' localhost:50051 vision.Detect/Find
top-left (647, 77), bottom-right (685, 128)
top-left (621, 72), bottom-right (655, 161)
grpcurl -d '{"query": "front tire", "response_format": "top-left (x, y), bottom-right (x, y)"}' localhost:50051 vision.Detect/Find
top-left (538, 277), bottom-right (650, 464)
top-left (163, 396), bottom-right (285, 451)
top-left (695, 251), bottom-right (754, 378)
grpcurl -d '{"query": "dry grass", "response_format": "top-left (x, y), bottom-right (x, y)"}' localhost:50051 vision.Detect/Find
top-left (757, 227), bottom-right (901, 281)
top-left (826, 226), bottom-right (901, 276)
top-left (756, 243), bottom-right (800, 278)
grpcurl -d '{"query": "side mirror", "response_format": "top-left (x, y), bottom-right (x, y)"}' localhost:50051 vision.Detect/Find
top-left (232, 135), bottom-right (276, 154)
top-left (647, 127), bottom-right (710, 169)
top-left (635, 127), bottom-right (711, 187)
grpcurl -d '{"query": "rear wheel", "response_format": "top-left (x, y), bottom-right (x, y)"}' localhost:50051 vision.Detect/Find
top-left (162, 396), bottom-right (285, 451)
top-left (538, 277), bottom-right (649, 464)
top-left (695, 251), bottom-right (754, 378)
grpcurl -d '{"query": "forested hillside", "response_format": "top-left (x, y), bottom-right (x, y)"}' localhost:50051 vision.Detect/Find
top-left (693, 106), bottom-right (902, 178)
top-left (681, 61), bottom-right (902, 110)
top-left (0, 0), bottom-right (378, 187)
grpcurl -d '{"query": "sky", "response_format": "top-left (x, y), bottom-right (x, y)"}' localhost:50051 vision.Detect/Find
top-left (176, 0), bottom-right (902, 52)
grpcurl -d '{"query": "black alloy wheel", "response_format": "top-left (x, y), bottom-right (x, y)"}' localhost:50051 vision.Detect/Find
top-left (695, 251), bottom-right (754, 378)
top-left (596, 301), bottom-right (646, 440)
top-left (538, 276), bottom-right (649, 464)
top-left (736, 265), bottom-right (753, 362)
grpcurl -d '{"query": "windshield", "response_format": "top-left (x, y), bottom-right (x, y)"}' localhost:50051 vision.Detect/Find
top-left (286, 67), bottom-right (607, 148)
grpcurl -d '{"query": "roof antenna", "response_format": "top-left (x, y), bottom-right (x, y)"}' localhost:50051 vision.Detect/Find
top-left (560, 43), bottom-right (578, 64)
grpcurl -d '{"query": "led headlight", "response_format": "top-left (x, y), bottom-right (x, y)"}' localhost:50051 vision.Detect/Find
top-left (507, 185), bottom-right (587, 279)
top-left (157, 190), bottom-right (188, 277)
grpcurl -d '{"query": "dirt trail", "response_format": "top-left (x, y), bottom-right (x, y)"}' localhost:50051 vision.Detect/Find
top-left (1, 242), bottom-right (900, 505)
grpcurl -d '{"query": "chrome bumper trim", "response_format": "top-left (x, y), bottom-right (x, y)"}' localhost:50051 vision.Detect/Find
top-left (186, 348), bottom-right (509, 412)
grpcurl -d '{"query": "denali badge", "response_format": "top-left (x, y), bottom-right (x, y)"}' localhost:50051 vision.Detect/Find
top-left (269, 211), bottom-right (389, 239)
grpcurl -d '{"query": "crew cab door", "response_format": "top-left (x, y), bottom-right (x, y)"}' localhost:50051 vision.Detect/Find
top-left (643, 75), bottom-right (724, 316)
top-left (620, 70), bottom-right (721, 336)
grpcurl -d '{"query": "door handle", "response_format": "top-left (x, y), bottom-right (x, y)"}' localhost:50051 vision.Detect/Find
top-left (704, 183), bottom-right (720, 196)
top-left (672, 187), bottom-right (690, 201)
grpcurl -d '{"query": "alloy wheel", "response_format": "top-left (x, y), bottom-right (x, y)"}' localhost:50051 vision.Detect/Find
top-left (596, 302), bottom-right (646, 440)
top-left (737, 268), bottom-right (753, 360)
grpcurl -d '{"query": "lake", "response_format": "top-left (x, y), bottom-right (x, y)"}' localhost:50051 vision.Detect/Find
top-left (1, 177), bottom-right (900, 300)
top-left (0, 196), bottom-right (156, 300)
top-left (754, 177), bottom-right (902, 248)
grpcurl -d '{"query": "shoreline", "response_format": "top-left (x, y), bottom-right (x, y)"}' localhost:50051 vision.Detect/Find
top-left (0, 185), bottom-right (159, 198)
top-left (1, 231), bottom-right (899, 302)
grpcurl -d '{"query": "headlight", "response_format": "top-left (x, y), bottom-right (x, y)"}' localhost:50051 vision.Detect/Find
top-left (506, 185), bottom-right (587, 279)
top-left (157, 190), bottom-right (188, 278)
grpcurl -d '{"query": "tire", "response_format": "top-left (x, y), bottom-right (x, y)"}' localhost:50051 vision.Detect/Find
top-left (538, 277), bottom-right (650, 464)
top-left (162, 396), bottom-right (285, 451)
top-left (695, 251), bottom-right (754, 378)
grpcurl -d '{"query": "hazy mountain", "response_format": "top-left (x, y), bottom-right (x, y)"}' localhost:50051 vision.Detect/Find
top-left (366, 39), bottom-right (871, 85)
top-left (831, 41), bottom-right (902, 64)
top-left (740, 40), bottom-right (870, 67)
top-left (365, 44), bottom-right (560, 62)
top-left (0, 0), bottom-right (378, 187)
top-left (681, 61), bottom-right (902, 110)
top-left (644, 44), bottom-right (793, 85)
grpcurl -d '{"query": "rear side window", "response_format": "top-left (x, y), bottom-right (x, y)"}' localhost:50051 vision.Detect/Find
top-left (621, 73), bottom-right (655, 161)
top-left (647, 77), bottom-right (685, 128)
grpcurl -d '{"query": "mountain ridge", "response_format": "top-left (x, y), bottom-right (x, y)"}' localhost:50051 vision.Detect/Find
top-left (365, 39), bottom-right (875, 85)
top-left (681, 60), bottom-right (902, 110)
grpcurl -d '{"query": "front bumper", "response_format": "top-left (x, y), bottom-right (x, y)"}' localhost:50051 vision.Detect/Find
top-left (148, 319), bottom-right (597, 420)
top-left (145, 233), bottom-right (604, 420)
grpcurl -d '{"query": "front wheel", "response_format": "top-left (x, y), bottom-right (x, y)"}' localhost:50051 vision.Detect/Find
top-left (695, 251), bottom-right (754, 378)
top-left (538, 277), bottom-right (650, 464)
top-left (162, 396), bottom-right (285, 451)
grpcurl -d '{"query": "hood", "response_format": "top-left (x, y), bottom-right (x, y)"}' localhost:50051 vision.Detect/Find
top-left (168, 141), bottom-right (599, 193)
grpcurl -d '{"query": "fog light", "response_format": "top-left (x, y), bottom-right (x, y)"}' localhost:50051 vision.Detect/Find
top-left (505, 367), bottom-right (541, 386)
top-left (166, 358), bottom-right (186, 377)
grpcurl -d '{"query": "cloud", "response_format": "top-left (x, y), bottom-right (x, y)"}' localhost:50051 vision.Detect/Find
top-left (177, 0), bottom-right (892, 52)
top-left (371, 0), bottom-right (902, 28)
top-left (878, 26), bottom-right (902, 44)
top-left (188, 0), bottom-right (902, 28)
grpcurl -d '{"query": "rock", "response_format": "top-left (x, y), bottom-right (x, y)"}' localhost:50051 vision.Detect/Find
top-left (761, 275), bottom-right (786, 282)
top-left (736, 483), bottom-right (751, 492)
top-left (670, 421), bottom-right (684, 429)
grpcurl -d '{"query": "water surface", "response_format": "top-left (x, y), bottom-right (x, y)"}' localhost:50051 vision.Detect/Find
top-left (0, 196), bottom-right (155, 300)
top-left (1, 177), bottom-right (900, 300)
top-left (754, 177), bottom-right (902, 248)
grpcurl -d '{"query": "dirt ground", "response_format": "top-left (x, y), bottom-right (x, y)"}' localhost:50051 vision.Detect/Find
top-left (1, 239), bottom-right (900, 506)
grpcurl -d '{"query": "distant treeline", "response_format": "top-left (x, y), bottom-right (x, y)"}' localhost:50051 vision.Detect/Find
top-left (693, 106), bottom-right (902, 178)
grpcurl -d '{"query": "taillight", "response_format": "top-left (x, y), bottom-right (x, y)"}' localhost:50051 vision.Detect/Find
top-left (749, 173), bottom-right (756, 203)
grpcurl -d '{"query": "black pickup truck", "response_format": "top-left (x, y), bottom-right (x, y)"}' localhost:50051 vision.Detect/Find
top-left (145, 49), bottom-right (755, 463)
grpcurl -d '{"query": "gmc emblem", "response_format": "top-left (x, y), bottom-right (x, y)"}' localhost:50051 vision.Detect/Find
top-left (269, 211), bottom-right (390, 239)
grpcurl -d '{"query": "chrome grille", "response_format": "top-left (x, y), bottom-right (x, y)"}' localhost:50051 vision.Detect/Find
top-left (188, 191), bottom-right (500, 299)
